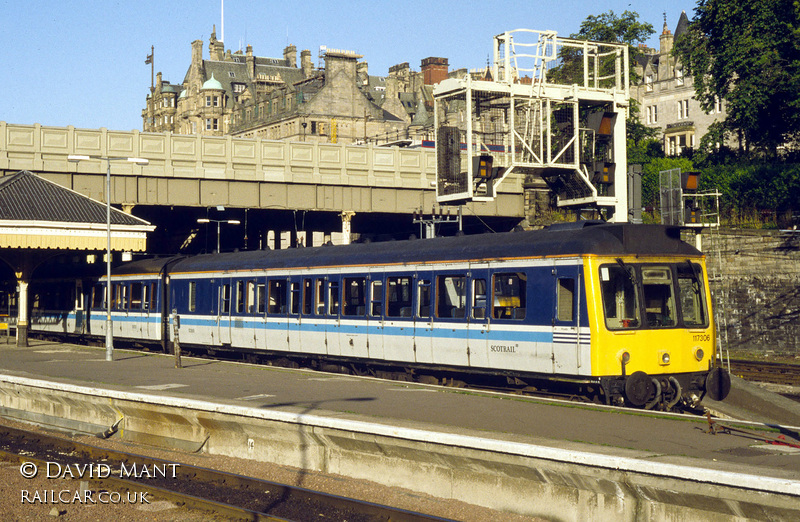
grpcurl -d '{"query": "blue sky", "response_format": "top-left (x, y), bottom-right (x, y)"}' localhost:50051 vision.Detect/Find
top-left (2, 1), bottom-right (698, 132)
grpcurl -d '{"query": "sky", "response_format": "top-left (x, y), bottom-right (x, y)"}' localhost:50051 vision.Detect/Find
top-left (1, 0), bottom-right (699, 132)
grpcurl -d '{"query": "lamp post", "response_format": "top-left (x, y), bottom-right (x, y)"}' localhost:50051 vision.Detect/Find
top-left (197, 218), bottom-right (241, 253)
top-left (68, 155), bottom-right (149, 361)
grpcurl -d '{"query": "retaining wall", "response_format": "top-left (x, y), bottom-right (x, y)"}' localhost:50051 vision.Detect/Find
top-left (1, 374), bottom-right (798, 521)
top-left (697, 229), bottom-right (800, 355)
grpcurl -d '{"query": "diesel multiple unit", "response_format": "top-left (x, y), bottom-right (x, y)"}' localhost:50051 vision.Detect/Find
top-left (29, 222), bottom-right (731, 410)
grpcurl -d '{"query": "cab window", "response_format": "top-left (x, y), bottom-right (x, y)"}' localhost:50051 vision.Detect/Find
top-left (641, 266), bottom-right (677, 327)
top-left (677, 263), bottom-right (708, 327)
top-left (600, 265), bottom-right (640, 329)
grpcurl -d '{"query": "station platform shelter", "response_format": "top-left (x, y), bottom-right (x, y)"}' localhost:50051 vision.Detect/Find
top-left (0, 170), bottom-right (153, 345)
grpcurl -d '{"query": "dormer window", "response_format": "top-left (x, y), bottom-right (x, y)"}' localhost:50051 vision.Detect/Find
top-left (676, 67), bottom-right (684, 86)
top-left (645, 74), bottom-right (654, 92)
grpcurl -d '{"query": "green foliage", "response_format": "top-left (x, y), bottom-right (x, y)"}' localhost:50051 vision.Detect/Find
top-left (673, 0), bottom-right (800, 155)
top-left (550, 10), bottom-right (655, 85)
top-left (574, 10), bottom-right (656, 47)
top-left (640, 157), bottom-right (695, 208)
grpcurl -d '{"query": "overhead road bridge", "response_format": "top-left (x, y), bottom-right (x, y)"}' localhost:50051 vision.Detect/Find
top-left (0, 122), bottom-right (525, 251)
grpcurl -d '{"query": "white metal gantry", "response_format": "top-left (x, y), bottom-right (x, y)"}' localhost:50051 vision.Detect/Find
top-left (434, 29), bottom-right (630, 221)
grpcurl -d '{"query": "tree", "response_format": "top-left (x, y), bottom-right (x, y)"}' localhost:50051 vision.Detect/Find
top-left (673, 0), bottom-right (800, 156)
top-left (549, 11), bottom-right (656, 143)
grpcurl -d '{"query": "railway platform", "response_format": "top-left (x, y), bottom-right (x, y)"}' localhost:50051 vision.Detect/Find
top-left (1, 340), bottom-right (799, 520)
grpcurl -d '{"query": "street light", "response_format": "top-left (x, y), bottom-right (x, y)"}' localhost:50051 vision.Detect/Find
top-left (197, 218), bottom-right (241, 253)
top-left (68, 154), bottom-right (149, 361)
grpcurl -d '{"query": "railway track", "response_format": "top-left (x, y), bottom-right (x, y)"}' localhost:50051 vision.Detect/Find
top-left (0, 423), bottom-right (449, 521)
top-left (728, 359), bottom-right (800, 387)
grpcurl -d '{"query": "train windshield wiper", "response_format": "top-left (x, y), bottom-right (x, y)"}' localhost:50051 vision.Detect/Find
top-left (615, 258), bottom-right (638, 287)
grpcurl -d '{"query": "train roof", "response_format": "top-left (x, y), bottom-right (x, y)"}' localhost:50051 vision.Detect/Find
top-left (111, 256), bottom-right (184, 276)
top-left (166, 223), bottom-right (702, 274)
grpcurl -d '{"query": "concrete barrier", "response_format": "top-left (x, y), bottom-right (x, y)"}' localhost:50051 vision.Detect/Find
top-left (1, 373), bottom-right (798, 520)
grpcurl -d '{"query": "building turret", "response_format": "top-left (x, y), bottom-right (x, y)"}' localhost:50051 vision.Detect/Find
top-left (209, 25), bottom-right (224, 61)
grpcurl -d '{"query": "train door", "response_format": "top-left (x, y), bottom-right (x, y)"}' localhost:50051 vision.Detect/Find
top-left (287, 277), bottom-right (302, 352)
top-left (137, 281), bottom-right (150, 340)
top-left (551, 263), bottom-right (584, 375)
top-left (466, 267), bottom-right (490, 368)
top-left (265, 277), bottom-right (289, 353)
top-left (255, 278), bottom-right (268, 351)
top-left (340, 274), bottom-right (369, 359)
top-left (128, 281), bottom-right (144, 339)
top-left (74, 280), bottom-right (85, 334)
top-left (230, 279), bottom-right (257, 350)
top-left (367, 274), bottom-right (385, 361)
top-left (115, 282), bottom-right (129, 339)
top-left (217, 279), bottom-right (232, 346)
top-left (325, 276), bottom-right (342, 356)
top-left (299, 276), bottom-right (326, 355)
top-left (432, 271), bottom-right (469, 366)
top-left (383, 274), bottom-right (414, 363)
top-left (413, 275), bottom-right (434, 363)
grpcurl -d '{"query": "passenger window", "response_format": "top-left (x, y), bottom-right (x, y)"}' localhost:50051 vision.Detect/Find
top-left (386, 276), bottom-right (413, 317)
top-left (188, 282), bottom-right (197, 312)
top-left (492, 273), bottom-right (526, 320)
top-left (149, 282), bottom-right (157, 310)
top-left (328, 280), bottom-right (340, 316)
top-left (417, 280), bottom-right (431, 317)
top-left (290, 282), bottom-right (300, 315)
top-left (600, 265), bottom-right (640, 329)
top-left (93, 284), bottom-right (104, 309)
top-left (436, 275), bottom-right (466, 318)
top-left (303, 279), bottom-right (313, 315)
top-left (556, 278), bottom-right (575, 322)
top-left (315, 278), bottom-right (325, 315)
top-left (247, 281), bottom-right (256, 313)
top-left (472, 279), bottom-right (487, 320)
top-left (370, 280), bottom-right (383, 317)
top-left (236, 280), bottom-right (245, 313)
top-left (343, 278), bottom-right (366, 316)
top-left (221, 284), bottom-right (231, 314)
top-left (268, 279), bottom-right (287, 314)
top-left (677, 264), bottom-right (707, 327)
top-left (130, 283), bottom-right (143, 310)
top-left (641, 266), bottom-right (676, 327)
top-left (256, 283), bottom-right (266, 314)
top-left (117, 283), bottom-right (128, 310)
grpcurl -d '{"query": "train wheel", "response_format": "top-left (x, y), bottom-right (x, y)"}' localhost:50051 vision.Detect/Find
top-left (705, 367), bottom-right (732, 401)
top-left (625, 371), bottom-right (655, 407)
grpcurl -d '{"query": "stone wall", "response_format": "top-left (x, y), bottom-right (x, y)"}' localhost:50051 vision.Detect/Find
top-left (696, 228), bottom-right (800, 356)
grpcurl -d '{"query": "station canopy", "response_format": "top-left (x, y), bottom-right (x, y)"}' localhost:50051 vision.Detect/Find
top-left (0, 170), bottom-right (154, 251)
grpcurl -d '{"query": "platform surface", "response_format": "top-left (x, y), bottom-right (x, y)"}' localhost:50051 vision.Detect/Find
top-left (1, 340), bottom-right (799, 483)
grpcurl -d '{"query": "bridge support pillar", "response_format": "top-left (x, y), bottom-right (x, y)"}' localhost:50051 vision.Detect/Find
top-left (340, 211), bottom-right (355, 245)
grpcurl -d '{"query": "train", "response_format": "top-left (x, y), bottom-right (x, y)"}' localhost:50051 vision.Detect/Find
top-left (28, 221), bottom-right (731, 410)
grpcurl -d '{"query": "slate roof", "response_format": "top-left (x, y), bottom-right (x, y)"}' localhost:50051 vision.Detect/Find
top-left (0, 171), bottom-right (150, 226)
top-left (186, 58), bottom-right (306, 97)
top-left (675, 11), bottom-right (690, 40)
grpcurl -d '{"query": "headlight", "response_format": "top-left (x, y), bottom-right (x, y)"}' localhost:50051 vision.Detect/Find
top-left (694, 347), bottom-right (704, 361)
top-left (659, 351), bottom-right (670, 365)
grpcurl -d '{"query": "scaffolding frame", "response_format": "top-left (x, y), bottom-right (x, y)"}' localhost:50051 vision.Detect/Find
top-left (434, 29), bottom-right (630, 221)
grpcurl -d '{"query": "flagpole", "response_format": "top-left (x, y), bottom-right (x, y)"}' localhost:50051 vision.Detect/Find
top-left (150, 46), bottom-right (154, 92)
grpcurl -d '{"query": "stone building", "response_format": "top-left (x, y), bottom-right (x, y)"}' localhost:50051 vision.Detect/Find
top-left (634, 12), bottom-right (730, 156)
top-left (142, 27), bottom-right (450, 145)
